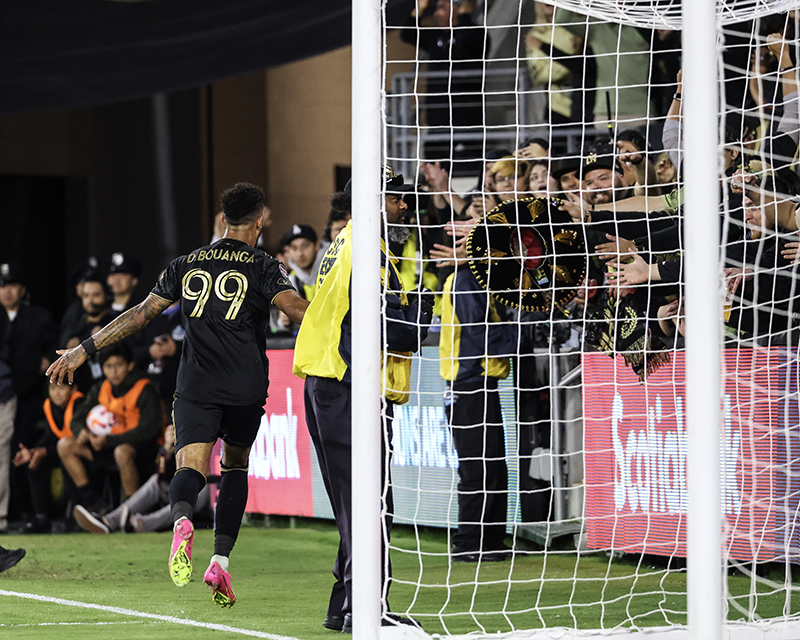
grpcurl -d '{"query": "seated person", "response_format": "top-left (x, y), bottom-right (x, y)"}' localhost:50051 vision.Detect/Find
top-left (59, 272), bottom-right (117, 349)
top-left (60, 273), bottom-right (119, 394)
top-left (59, 257), bottom-right (100, 348)
top-left (271, 224), bottom-right (325, 335)
top-left (58, 342), bottom-right (165, 516)
top-left (134, 299), bottom-right (184, 406)
top-left (322, 208), bottom-right (352, 246)
top-left (74, 425), bottom-right (211, 534)
top-left (13, 378), bottom-right (84, 533)
top-left (105, 252), bottom-right (142, 313)
top-left (283, 224), bottom-right (325, 301)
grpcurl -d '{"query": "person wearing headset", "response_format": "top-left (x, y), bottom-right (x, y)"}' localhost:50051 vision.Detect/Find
top-left (60, 273), bottom-right (118, 395)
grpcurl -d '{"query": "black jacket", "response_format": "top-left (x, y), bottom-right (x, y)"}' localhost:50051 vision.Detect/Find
top-left (4, 304), bottom-right (58, 398)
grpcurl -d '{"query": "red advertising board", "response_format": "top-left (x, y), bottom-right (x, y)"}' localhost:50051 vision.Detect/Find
top-left (583, 349), bottom-right (800, 563)
top-left (209, 349), bottom-right (315, 517)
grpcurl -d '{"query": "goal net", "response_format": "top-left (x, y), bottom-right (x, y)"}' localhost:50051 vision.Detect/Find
top-left (369, 0), bottom-right (800, 637)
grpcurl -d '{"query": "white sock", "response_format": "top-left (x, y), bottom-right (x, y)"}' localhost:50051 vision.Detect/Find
top-left (210, 554), bottom-right (229, 571)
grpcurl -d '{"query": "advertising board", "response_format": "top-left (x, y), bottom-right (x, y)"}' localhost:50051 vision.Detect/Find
top-left (209, 346), bottom-right (518, 528)
top-left (583, 349), bottom-right (800, 563)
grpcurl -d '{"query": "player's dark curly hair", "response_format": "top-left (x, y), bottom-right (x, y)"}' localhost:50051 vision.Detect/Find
top-left (220, 183), bottom-right (266, 225)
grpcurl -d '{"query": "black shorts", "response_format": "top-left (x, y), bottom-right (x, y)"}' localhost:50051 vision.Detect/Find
top-left (172, 397), bottom-right (264, 451)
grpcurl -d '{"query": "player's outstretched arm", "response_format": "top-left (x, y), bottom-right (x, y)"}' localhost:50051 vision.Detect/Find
top-left (273, 290), bottom-right (309, 325)
top-left (46, 293), bottom-right (173, 385)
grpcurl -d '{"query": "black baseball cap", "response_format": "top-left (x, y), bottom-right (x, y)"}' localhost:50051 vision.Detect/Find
top-left (0, 263), bottom-right (25, 287)
top-left (67, 257), bottom-right (100, 288)
top-left (343, 165), bottom-right (405, 200)
top-left (551, 156), bottom-right (581, 181)
top-left (582, 140), bottom-right (624, 177)
top-left (107, 252), bottom-right (142, 277)
top-left (282, 224), bottom-right (318, 245)
top-left (485, 148), bottom-right (512, 161)
top-left (383, 165), bottom-right (404, 189)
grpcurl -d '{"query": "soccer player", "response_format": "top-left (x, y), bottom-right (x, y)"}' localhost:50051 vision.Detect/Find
top-left (47, 182), bottom-right (309, 607)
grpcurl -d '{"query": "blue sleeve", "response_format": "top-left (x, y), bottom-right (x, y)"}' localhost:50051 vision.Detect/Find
top-left (452, 268), bottom-right (516, 357)
top-left (384, 295), bottom-right (429, 353)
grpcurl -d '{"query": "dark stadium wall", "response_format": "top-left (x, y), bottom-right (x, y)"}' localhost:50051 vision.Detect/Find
top-left (263, 32), bottom-right (416, 248)
top-left (0, 92), bottom-right (204, 320)
top-left (0, 33), bottom-right (417, 318)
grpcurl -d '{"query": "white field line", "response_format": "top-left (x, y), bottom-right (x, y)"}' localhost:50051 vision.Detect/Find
top-left (0, 589), bottom-right (302, 640)
top-left (2, 621), bottom-right (154, 627)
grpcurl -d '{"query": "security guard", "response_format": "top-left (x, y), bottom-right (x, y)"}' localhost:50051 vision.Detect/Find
top-left (293, 166), bottom-right (430, 633)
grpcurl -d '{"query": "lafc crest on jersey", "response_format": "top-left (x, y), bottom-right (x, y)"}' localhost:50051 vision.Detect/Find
top-left (277, 263), bottom-right (293, 288)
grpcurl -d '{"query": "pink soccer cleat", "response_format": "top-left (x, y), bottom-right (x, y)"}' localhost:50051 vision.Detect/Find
top-left (168, 518), bottom-right (194, 587)
top-left (204, 560), bottom-right (236, 607)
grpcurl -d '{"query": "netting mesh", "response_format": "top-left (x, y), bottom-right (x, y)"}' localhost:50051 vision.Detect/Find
top-left (533, 0), bottom-right (798, 30)
top-left (377, 1), bottom-right (800, 637)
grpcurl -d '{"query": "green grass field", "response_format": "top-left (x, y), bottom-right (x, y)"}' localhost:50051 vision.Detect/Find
top-left (0, 519), bottom-right (796, 639)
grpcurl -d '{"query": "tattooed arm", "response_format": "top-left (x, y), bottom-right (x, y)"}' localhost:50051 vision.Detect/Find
top-left (46, 293), bottom-right (173, 385)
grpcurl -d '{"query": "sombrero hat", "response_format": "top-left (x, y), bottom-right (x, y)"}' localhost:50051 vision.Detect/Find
top-left (465, 197), bottom-right (587, 312)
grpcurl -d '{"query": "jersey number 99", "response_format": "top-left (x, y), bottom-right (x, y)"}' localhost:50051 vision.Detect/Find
top-left (181, 269), bottom-right (248, 320)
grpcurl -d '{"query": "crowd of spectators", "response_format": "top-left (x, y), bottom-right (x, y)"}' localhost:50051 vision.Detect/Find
top-left (0, 255), bottom-right (178, 534)
top-left (399, 3), bottom-right (800, 365)
top-left (2, 7), bottom-right (800, 537)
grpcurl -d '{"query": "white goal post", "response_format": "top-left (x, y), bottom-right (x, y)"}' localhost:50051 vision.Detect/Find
top-left (349, 0), bottom-right (800, 638)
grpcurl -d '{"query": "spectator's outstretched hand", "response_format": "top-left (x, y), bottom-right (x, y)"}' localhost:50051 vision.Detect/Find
top-left (470, 194), bottom-right (499, 219)
top-left (595, 234), bottom-right (636, 261)
top-left (430, 237), bottom-right (468, 268)
top-left (723, 266), bottom-right (753, 295)
top-left (766, 33), bottom-right (791, 68)
top-left (421, 162), bottom-right (449, 192)
top-left (29, 447), bottom-right (47, 471)
top-left (607, 253), bottom-right (650, 287)
top-left (430, 220), bottom-right (473, 267)
top-left (657, 298), bottom-right (681, 337)
top-left (782, 241), bottom-right (800, 262)
top-left (730, 167), bottom-right (759, 197)
top-left (516, 142), bottom-right (548, 158)
top-left (616, 139), bottom-right (644, 167)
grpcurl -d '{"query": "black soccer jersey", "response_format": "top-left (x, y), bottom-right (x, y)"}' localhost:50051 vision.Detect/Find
top-left (151, 238), bottom-right (296, 405)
